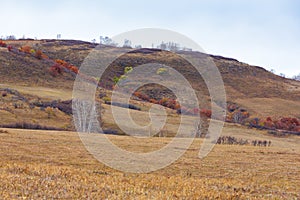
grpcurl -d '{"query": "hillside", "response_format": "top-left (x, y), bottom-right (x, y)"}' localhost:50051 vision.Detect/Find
top-left (0, 39), bottom-right (300, 130)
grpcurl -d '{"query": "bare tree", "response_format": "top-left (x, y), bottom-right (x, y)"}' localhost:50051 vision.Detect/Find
top-left (195, 119), bottom-right (208, 138)
top-left (123, 39), bottom-right (132, 48)
top-left (279, 73), bottom-right (286, 78)
top-left (72, 99), bottom-right (101, 133)
top-left (292, 73), bottom-right (300, 81)
top-left (6, 35), bottom-right (16, 40)
top-left (100, 36), bottom-right (118, 47)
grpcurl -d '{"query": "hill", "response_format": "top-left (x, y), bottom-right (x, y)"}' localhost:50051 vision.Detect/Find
top-left (0, 39), bottom-right (299, 199)
top-left (0, 39), bottom-right (299, 130)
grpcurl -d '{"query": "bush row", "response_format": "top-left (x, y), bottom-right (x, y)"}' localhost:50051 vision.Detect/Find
top-left (216, 136), bottom-right (271, 147)
top-left (6, 43), bottom-right (79, 77)
top-left (104, 101), bottom-right (141, 111)
top-left (0, 122), bottom-right (64, 131)
top-left (247, 117), bottom-right (300, 133)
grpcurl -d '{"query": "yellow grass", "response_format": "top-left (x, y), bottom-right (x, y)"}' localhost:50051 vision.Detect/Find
top-left (0, 84), bottom-right (72, 101)
top-left (0, 127), bottom-right (299, 199)
top-left (235, 98), bottom-right (300, 118)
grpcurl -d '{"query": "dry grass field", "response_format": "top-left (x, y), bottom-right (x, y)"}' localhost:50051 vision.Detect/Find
top-left (0, 126), bottom-right (299, 199)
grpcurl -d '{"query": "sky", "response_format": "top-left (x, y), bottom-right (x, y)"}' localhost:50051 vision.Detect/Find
top-left (1, 0), bottom-right (300, 77)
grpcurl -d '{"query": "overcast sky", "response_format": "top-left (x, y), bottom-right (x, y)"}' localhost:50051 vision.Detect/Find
top-left (2, 0), bottom-right (299, 77)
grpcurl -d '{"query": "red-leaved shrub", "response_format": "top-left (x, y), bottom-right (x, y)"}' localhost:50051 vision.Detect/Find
top-left (0, 40), bottom-right (7, 47)
top-left (49, 64), bottom-right (63, 76)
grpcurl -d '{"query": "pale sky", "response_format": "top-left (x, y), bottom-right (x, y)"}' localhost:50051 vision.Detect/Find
top-left (1, 0), bottom-right (299, 77)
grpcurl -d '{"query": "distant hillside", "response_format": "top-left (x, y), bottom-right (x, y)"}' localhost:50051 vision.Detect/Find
top-left (0, 39), bottom-right (300, 119)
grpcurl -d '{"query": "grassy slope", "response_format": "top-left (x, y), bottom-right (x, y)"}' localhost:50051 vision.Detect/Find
top-left (1, 39), bottom-right (300, 119)
top-left (0, 86), bottom-right (73, 129)
top-left (0, 128), bottom-right (299, 199)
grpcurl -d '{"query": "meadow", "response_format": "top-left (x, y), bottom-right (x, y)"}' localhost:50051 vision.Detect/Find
top-left (0, 125), bottom-right (299, 199)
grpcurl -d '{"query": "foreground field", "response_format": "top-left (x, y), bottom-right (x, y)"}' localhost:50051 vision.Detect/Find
top-left (0, 127), bottom-right (299, 199)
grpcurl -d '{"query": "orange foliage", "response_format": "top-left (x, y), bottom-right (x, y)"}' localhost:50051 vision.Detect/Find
top-left (250, 116), bottom-right (300, 133)
top-left (69, 65), bottom-right (79, 74)
top-left (55, 59), bottom-right (68, 67)
top-left (158, 97), bottom-right (169, 106)
top-left (35, 50), bottom-right (43, 59)
top-left (133, 92), bottom-right (149, 101)
top-left (49, 64), bottom-right (63, 76)
top-left (149, 99), bottom-right (158, 104)
top-left (20, 46), bottom-right (32, 54)
top-left (55, 59), bottom-right (78, 74)
top-left (0, 40), bottom-right (7, 47)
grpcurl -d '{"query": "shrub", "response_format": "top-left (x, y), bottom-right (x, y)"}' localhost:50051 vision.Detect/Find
top-left (0, 40), bottom-right (7, 47)
top-left (275, 117), bottom-right (300, 131)
top-left (227, 102), bottom-right (239, 112)
top-left (102, 96), bottom-right (111, 103)
top-left (133, 91), bottom-right (149, 101)
top-left (69, 65), bottom-right (79, 74)
top-left (54, 59), bottom-right (79, 74)
top-left (124, 66), bottom-right (133, 74)
top-left (113, 76), bottom-right (120, 84)
top-left (35, 50), bottom-right (43, 59)
top-left (7, 45), bottom-right (13, 51)
top-left (49, 64), bottom-right (63, 76)
top-left (103, 129), bottom-right (118, 135)
top-left (34, 100), bottom-right (73, 115)
top-left (55, 59), bottom-right (68, 67)
top-left (200, 109), bottom-right (212, 118)
top-left (158, 97), bottom-right (169, 106)
top-left (226, 110), bottom-right (249, 123)
top-left (247, 116), bottom-right (300, 133)
top-left (216, 136), bottom-right (271, 147)
top-left (104, 101), bottom-right (141, 111)
top-left (0, 122), bottom-right (63, 131)
top-left (156, 68), bottom-right (168, 75)
top-left (20, 46), bottom-right (32, 54)
top-left (149, 98), bottom-right (158, 104)
top-left (165, 98), bottom-right (178, 109)
top-left (261, 117), bottom-right (275, 129)
top-left (1, 92), bottom-right (7, 97)
top-left (216, 136), bottom-right (249, 145)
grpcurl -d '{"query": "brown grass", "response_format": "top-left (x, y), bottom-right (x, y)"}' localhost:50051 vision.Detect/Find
top-left (0, 84), bottom-right (72, 101)
top-left (235, 97), bottom-right (300, 118)
top-left (0, 127), bottom-right (299, 199)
